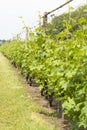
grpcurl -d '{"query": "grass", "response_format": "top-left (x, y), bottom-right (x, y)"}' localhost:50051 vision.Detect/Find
top-left (0, 53), bottom-right (55, 130)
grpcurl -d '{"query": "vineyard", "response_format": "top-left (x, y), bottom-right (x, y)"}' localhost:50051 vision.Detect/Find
top-left (0, 4), bottom-right (87, 130)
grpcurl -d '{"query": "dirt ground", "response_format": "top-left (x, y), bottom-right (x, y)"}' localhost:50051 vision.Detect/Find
top-left (26, 83), bottom-right (71, 130)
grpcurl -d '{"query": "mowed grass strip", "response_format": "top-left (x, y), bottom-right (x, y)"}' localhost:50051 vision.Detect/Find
top-left (0, 53), bottom-right (54, 130)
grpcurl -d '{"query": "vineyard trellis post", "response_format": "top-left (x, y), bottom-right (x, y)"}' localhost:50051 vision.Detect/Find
top-left (25, 26), bottom-right (28, 49)
top-left (42, 0), bottom-right (73, 29)
top-left (43, 12), bottom-right (48, 29)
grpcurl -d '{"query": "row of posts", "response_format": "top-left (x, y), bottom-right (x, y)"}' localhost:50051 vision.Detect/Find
top-left (25, 12), bottom-right (48, 49)
top-left (17, 0), bottom-right (75, 48)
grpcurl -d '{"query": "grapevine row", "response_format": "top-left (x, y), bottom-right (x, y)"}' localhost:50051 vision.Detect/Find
top-left (0, 17), bottom-right (87, 129)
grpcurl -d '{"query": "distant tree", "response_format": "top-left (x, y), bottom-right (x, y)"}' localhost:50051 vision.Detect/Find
top-left (0, 39), bottom-right (7, 45)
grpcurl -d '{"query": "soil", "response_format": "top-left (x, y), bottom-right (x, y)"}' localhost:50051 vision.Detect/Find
top-left (26, 83), bottom-right (71, 130)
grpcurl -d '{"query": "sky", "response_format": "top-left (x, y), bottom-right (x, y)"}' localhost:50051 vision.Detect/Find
top-left (0, 0), bottom-right (86, 40)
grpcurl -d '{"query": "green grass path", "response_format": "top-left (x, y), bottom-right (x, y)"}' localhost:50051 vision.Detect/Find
top-left (0, 53), bottom-right (54, 130)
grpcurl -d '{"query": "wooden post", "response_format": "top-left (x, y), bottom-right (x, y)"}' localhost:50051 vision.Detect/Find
top-left (25, 27), bottom-right (28, 49)
top-left (42, 0), bottom-right (74, 29)
top-left (43, 12), bottom-right (48, 28)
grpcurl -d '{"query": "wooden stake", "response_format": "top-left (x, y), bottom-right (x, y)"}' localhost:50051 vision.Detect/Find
top-left (43, 12), bottom-right (48, 28)
top-left (25, 27), bottom-right (28, 49)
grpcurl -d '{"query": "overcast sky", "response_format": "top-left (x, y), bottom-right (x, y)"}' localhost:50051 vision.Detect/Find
top-left (0, 0), bottom-right (86, 40)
